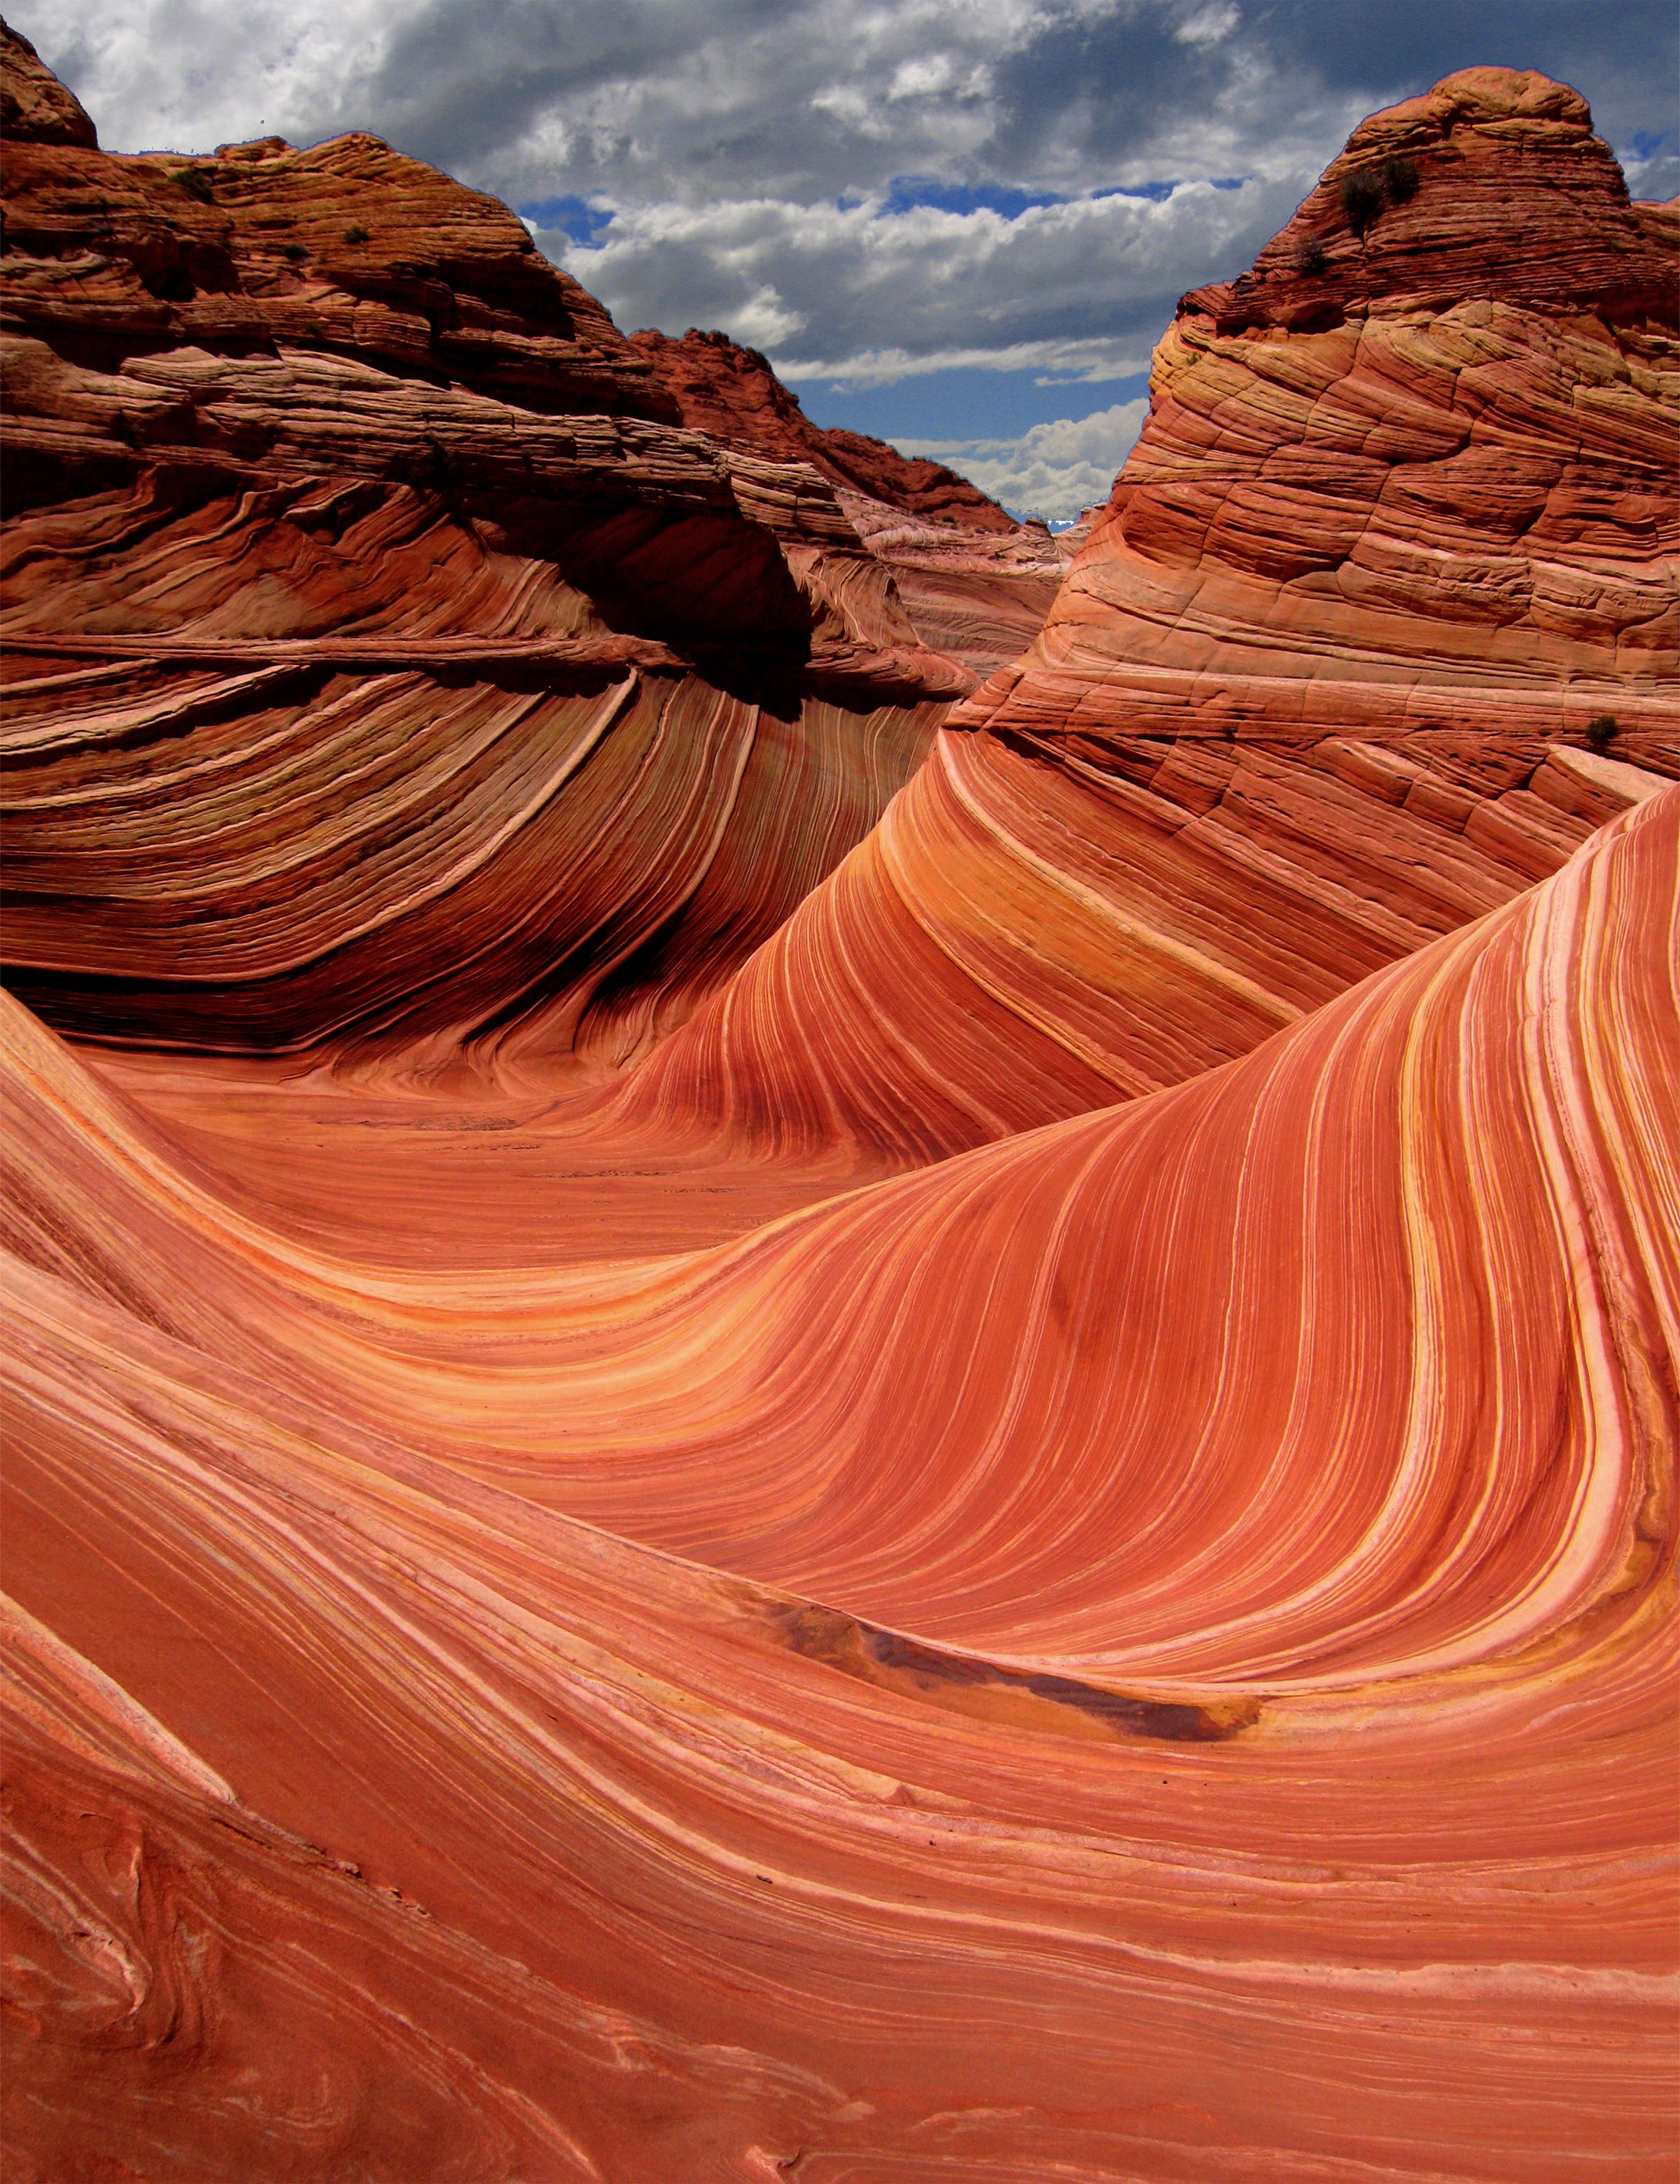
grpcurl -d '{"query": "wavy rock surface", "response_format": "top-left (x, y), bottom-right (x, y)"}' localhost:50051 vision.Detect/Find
top-left (4, 45), bottom-right (1678, 2182)
top-left (4, 789), bottom-right (1677, 2179)
top-left (834, 491), bottom-right (1077, 675)
top-left (619, 68), bottom-right (1678, 1160)
top-left (0, 20), bottom-right (973, 1061)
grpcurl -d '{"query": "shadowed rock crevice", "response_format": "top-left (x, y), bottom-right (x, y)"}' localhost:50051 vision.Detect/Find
top-left (774, 1603), bottom-right (1265, 1742)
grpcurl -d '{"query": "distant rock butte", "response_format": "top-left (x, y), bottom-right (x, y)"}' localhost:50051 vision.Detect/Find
top-left (631, 324), bottom-right (1019, 530)
top-left (630, 326), bottom-right (1072, 675)
top-left (2, 40), bottom-right (1678, 2184)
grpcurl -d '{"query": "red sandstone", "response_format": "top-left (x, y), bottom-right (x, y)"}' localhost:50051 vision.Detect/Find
top-left (632, 324), bottom-right (1019, 529)
top-left (2, 35), bottom-right (1678, 2182)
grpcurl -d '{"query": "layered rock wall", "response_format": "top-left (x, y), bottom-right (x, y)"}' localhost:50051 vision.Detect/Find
top-left (0, 22), bottom-right (973, 1063)
top-left (616, 67), bottom-right (1678, 1158)
top-left (3, 45), bottom-right (1677, 2182)
top-left (631, 324), bottom-right (1019, 529)
top-left (4, 788), bottom-right (1675, 2177)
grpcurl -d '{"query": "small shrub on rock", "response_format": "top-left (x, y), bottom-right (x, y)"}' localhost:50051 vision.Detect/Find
top-left (284, 241), bottom-right (308, 262)
top-left (1294, 237), bottom-right (1329, 276)
top-left (1340, 169), bottom-right (1384, 236)
top-left (342, 223), bottom-right (370, 245)
top-left (1383, 154), bottom-right (1420, 203)
top-left (1584, 714), bottom-right (1618, 748)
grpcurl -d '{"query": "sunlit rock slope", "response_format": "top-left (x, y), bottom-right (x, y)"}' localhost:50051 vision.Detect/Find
top-left (5, 784), bottom-right (1677, 2180)
top-left (3, 40), bottom-right (1678, 2183)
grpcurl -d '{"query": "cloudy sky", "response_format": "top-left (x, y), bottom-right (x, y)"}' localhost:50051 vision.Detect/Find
top-left (24, 0), bottom-right (1678, 518)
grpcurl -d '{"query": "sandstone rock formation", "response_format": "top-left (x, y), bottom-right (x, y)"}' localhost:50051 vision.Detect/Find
top-left (3, 42), bottom-right (1678, 2184)
top-left (0, 17), bottom-right (976, 1063)
top-left (632, 324), bottom-right (1077, 675)
top-left (617, 65), bottom-right (1678, 1159)
top-left (4, 788), bottom-right (1675, 2179)
top-left (631, 324), bottom-right (1017, 528)
top-left (832, 490), bottom-right (1077, 674)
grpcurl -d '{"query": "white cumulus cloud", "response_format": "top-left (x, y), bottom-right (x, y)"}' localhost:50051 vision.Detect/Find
top-left (539, 176), bottom-right (1285, 387)
top-left (904, 398), bottom-right (1149, 519)
top-left (18, 0), bottom-right (1677, 512)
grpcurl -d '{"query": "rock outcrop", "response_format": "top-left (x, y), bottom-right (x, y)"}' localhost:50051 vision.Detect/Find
top-left (833, 491), bottom-right (1078, 674)
top-left (4, 789), bottom-right (1675, 2179)
top-left (632, 325), bottom-right (1070, 674)
top-left (616, 66), bottom-right (1678, 1159)
top-left (0, 19), bottom-right (976, 1062)
top-left (631, 324), bottom-right (1018, 529)
top-left (0, 34), bottom-right (672, 437)
top-left (1179, 66), bottom-right (1678, 336)
top-left (4, 45), bottom-right (1678, 2184)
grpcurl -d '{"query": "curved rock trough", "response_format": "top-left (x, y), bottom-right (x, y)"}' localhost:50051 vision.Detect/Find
top-left (3, 32), bottom-right (1678, 2179)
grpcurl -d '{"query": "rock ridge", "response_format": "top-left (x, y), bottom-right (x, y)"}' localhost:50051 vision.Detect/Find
top-left (1180, 66), bottom-right (1678, 335)
top-left (632, 324), bottom-right (1020, 529)
top-left (0, 22), bottom-right (996, 1060)
top-left (606, 66), bottom-right (1678, 1159)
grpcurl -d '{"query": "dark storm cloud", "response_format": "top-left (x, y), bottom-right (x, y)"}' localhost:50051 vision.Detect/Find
top-left (354, 0), bottom-right (801, 183)
top-left (986, 6), bottom-right (1235, 173)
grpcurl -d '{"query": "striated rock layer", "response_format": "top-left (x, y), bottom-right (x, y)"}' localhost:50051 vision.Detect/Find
top-left (631, 324), bottom-right (1018, 529)
top-left (832, 490), bottom-right (1078, 676)
top-left (630, 326), bottom-right (1077, 676)
top-left (617, 66), bottom-right (1678, 1161)
top-left (4, 788), bottom-right (1677, 2179)
top-left (3, 45), bottom-right (1678, 2182)
top-left (0, 18), bottom-right (976, 1065)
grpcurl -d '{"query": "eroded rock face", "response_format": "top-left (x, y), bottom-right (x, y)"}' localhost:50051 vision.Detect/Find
top-left (1181, 66), bottom-right (1677, 334)
top-left (3, 48), bottom-right (1678, 2184)
top-left (0, 19), bottom-right (95, 148)
top-left (988, 65), bottom-right (1678, 749)
top-left (835, 490), bottom-right (1079, 675)
top-left (630, 326), bottom-right (1059, 674)
top-left (0, 22), bottom-right (974, 1061)
top-left (3, 791), bottom-right (1676, 2179)
top-left (631, 324), bottom-right (1019, 529)
top-left (1, 47), bottom-right (670, 431)
top-left (620, 67), bottom-right (1678, 1158)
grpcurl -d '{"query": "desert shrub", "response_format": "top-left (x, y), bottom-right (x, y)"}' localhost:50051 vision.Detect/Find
top-left (284, 242), bottom-right (309, 261)
top-left (342, 223), bottom-right (370, 245)
top-left (1294, 237), bottom-right (1329, 276)
top-left (1584, 714), bottom-right (1618, 748)
top-left (1383, 154), bottom-right (1420, 203)
top-left (1340, 169), bottom-right (1384, 236)
top-left (173, 165), bottom-right (216, 204)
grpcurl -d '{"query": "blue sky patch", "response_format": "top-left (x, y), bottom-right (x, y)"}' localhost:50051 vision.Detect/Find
top-left (879, 176), bottom-right (1067, 220)
top-left (519, 195), bottom-right (613, 247)
top-left (799, 363), bottom-right (1151, 448)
